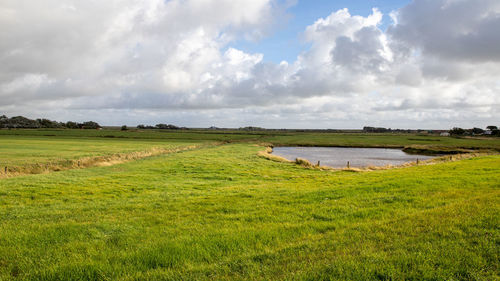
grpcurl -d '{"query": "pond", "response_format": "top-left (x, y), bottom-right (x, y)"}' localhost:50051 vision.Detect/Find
top-left (272, 147), bottom-right (435, 168)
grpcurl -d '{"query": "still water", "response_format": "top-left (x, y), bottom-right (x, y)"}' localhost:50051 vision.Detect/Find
top-left (272, 147), bottom-right (434, 168)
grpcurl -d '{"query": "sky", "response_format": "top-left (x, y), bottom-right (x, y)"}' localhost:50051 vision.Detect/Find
top-left (233, 0), bottom-right (410, 63)
top-left (0, 0), bottom-right (499, 129)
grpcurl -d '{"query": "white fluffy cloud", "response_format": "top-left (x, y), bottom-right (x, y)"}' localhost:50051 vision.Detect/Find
top-left (0, 0), bottom-right (499, 128)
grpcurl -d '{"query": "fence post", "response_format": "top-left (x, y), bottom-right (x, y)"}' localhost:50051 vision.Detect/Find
top-left (347, 161), bottom-right (350, 169)
top-left (317, 161), bottom-right (320, 167)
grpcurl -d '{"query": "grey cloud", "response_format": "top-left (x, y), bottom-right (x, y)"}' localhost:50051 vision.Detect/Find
top-left (331, 27), bottom-right (386, 73)
top-left (420, 59), bottom-right (470, 81)
top-left (395, 64), bottom-right (422, 86)
top-left (389, 0), bottom-right (500, 62)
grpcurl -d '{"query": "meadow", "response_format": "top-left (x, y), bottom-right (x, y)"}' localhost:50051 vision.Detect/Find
top-left (0, 129), bottom-right (498, 280)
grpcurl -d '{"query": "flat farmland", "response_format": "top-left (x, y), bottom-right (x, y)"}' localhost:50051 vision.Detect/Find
top-left (0, 135), bottom-right (204, 168)
top-left (0, 130), bottom-right (498, 280)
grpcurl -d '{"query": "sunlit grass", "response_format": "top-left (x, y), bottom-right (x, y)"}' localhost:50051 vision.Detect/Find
top-left (0, 141), bottom-right (498, 280)
top-left (0, 135), bottom-right (206, 166)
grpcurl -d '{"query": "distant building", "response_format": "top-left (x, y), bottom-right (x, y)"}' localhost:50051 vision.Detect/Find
top-left (484, 130), bottom-right (492, 135)
top-left (440, 132), bottom-right (450, 137)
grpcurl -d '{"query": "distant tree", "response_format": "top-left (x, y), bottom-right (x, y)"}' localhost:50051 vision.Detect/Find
top-left (0, 115), bottom-right (8, 128)
top-left (471, 127), bottom-right (484, 135)
top-left (7, 116), bottom-right (40, 128)
top-left (80, 121), bottom-right (101, 129)
top-left (0, 115), bottom-right (62, 128)
top-left (363, 126), bottom-right (390, 133)
top-left (492, 129), bottom-right (500, 136)
top-left (121, 125), bottom-right (128, 131)
top-left (239, 126), bottom-right (264, 131)
top-left (155, 124), bottom-right (179, 130)
top-left (36, 118), bottom-right (63, 128)
top-left (155, 123), bottom-right (168, 129)
top-left (65, 121), bottom-right (79, 129)
top-left (168, 124), bottom-right (180, 129)
top-left (449, 127), bottom-right (466, 136)
top-left (0, 115), bottom-right (103, 130)
top-left (137, 124), bottom-right (155, 129)
top-left (487, 125), bottom-right (498, 131)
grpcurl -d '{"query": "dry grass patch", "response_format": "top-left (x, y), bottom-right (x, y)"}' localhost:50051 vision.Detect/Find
top-left (257, 147), bottom-right (292, 163)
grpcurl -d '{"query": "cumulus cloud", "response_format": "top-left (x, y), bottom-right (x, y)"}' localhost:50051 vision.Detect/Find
top-left (0, 0), bottom-right (278, 106)
top-left (389, 0), bottom-right (500, 62)
top-left (0, 0), bottom-right (499, 128)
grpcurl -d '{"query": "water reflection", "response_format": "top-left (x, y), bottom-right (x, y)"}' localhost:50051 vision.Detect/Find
top-left (272, 147), bottom-right (434, 168)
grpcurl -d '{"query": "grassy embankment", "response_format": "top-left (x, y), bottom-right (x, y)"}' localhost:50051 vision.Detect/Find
top-left (0, 134), bottom-right (212, 177)
top-left (0, 130), bottom-right (499, 280)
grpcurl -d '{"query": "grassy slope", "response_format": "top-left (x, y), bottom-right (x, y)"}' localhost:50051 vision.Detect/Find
top-left (0, 143), bottom-right (498, 280)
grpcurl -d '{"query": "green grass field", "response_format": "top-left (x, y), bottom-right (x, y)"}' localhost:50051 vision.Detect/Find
top-left (0, 135), bottom-right (203, 167)
top-left (0, 130), bottom-right (498, 280)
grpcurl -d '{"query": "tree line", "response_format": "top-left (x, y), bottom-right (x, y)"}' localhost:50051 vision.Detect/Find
top-left (449, 126), bottom-right (499, 136)
top-left (136, 124), bottom-right (184, 130)
top-left (363, 126), bottom-right (499, 136)
top-left (363, 127), bottom-right (422, 133)
top-left (0, 115), bottom-right (101, 129)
